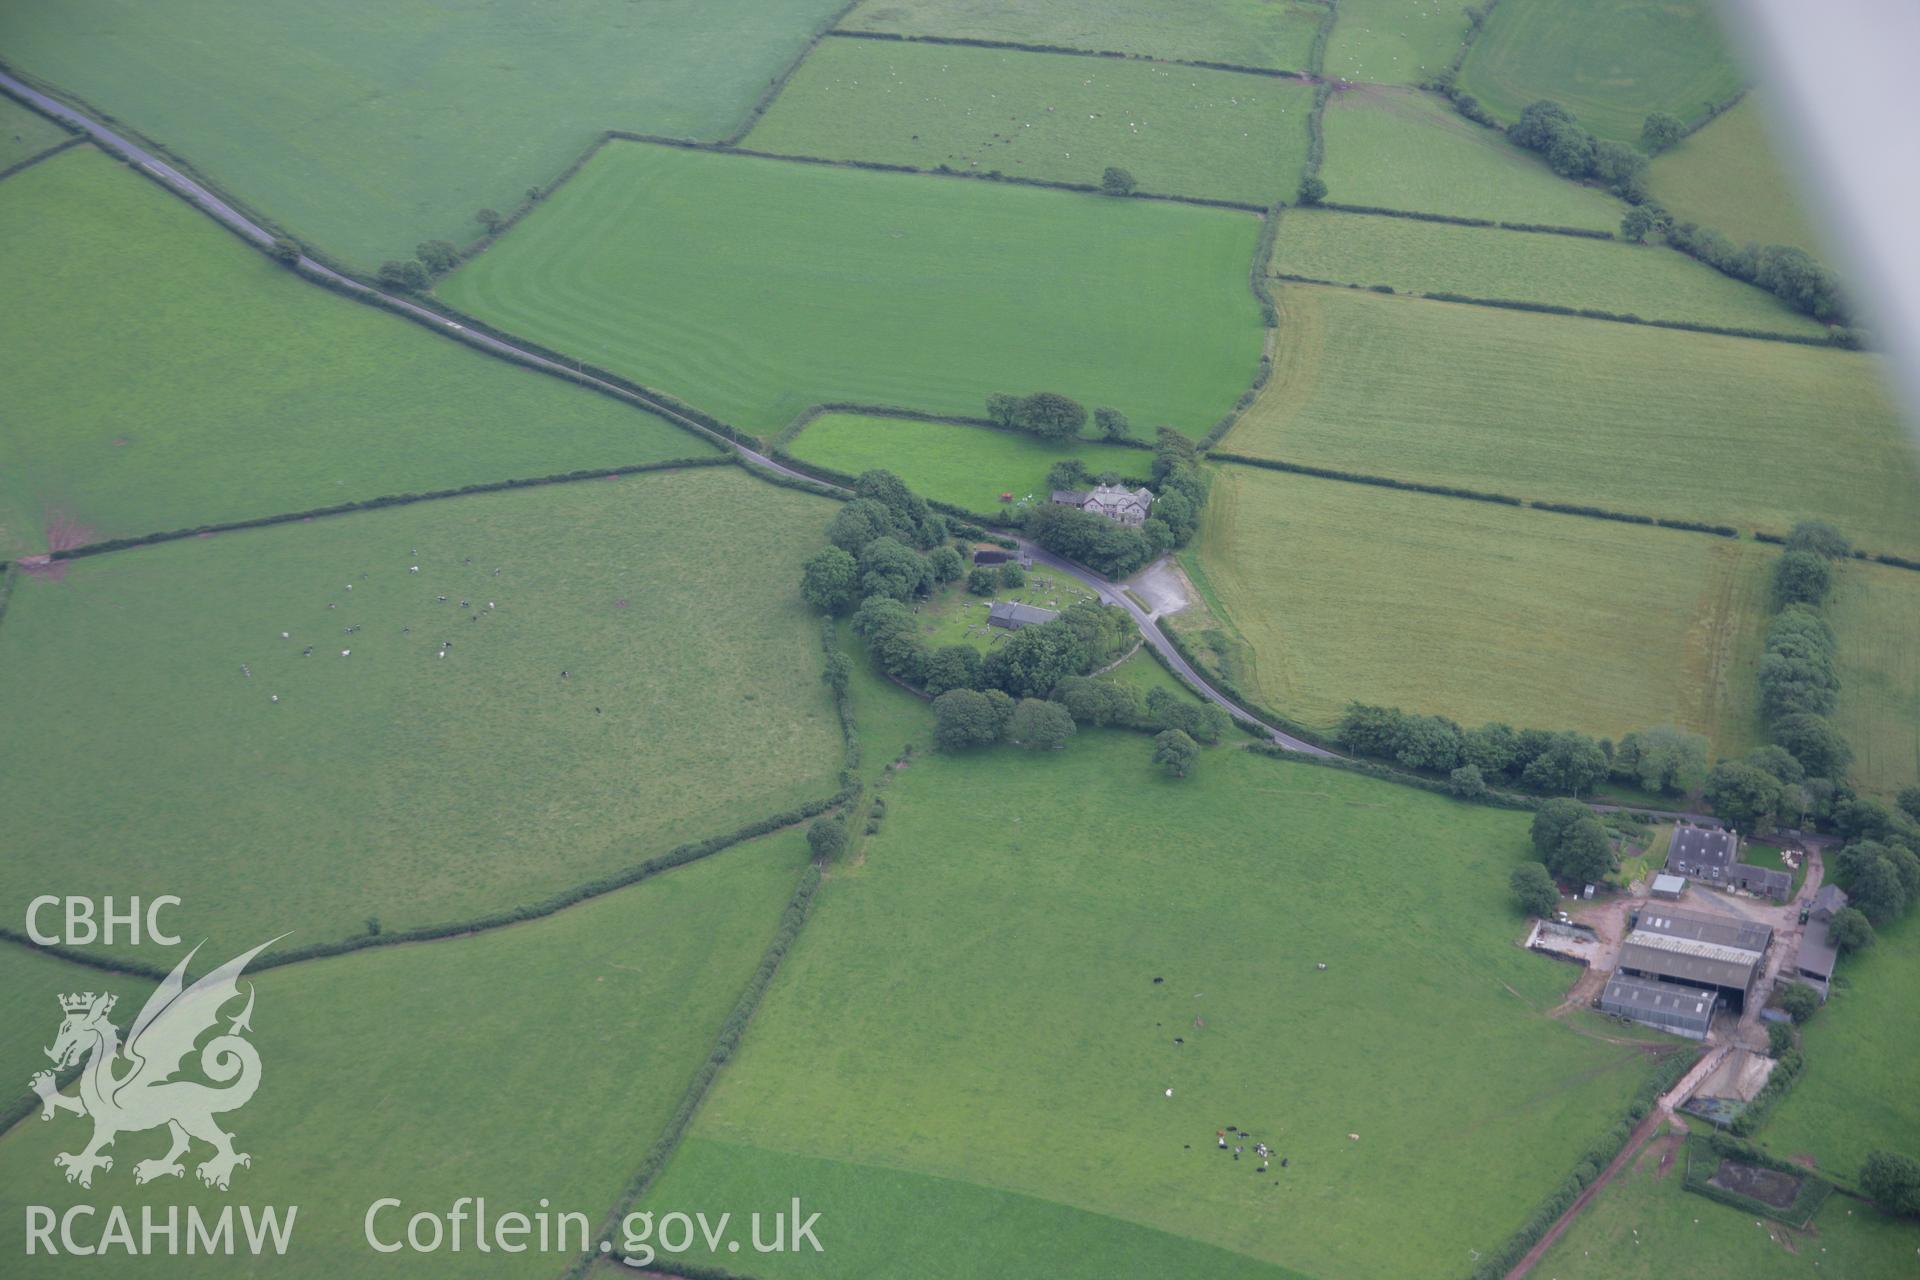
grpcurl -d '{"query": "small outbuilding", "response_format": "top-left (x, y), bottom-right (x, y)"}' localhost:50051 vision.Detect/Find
top-left (1808, 883), bottom-right (1848, 924)
top-left (1651, 873), bottom-right (1688, 899)
top-left (1728, 863), bottom-right (1791, 901)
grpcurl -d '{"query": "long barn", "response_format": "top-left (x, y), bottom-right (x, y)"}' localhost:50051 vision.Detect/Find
top-left (1616, 909), bottom-right (1772, 1013)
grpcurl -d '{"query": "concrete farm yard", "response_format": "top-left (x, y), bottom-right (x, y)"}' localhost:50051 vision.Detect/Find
top-left (3, 0), bottom-right (1920, 1276)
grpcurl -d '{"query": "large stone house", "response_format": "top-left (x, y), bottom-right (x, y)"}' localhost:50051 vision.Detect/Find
top-left (1050, 484), bottom-right (1154, 527)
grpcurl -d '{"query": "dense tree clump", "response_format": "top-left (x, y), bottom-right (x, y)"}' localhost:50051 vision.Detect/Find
top-left (1862, 1152), bottom-right (1920, 1218)
top-left (987, 391), bottom-right (1089, 440)
top-left (1335, 705), bottom-right (1619, 797)
top-left (1100, 166), bottom-right (1138, 196)
top-left (1640, 110), bottom-right (1685, 152)
top-left (1507, 100), bottom-right (1647, 198)
top-left (806, 816), bottom-right (847, 861)
top-left (932, 688), bottom-right (1016, 750)
top-left (377, 258), bottom-right (430, 291)
top-left (1779, 982), bottom-right (1821, 1024)
top-left (800, 546), bottom-right (860, 615)
top-left (1529, 797), bottom-right (1613, 885)
top-left (1611, 727), bottom-right (1708, 795)
top-left (1664, 223), bottom-right (1850, 324)
top-left (1152, 728), bottom-right (1200, 778)
top-left (416, 239), bottom-right (460, 274)
top-left (1296, 175), bottom-right (1327, 206)
top-left (1509, 861), bottom-right (1559, 917)
top-left (1008, 698), bottom-right (1076, 750)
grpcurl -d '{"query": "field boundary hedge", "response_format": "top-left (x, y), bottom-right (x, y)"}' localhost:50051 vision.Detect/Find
top-left (603, 130), bottom-right (1270, 213)
top-left (0, 132), bottom-right (83, 183)
top-left (1679, 86), bottom-right (1749, 141)
top-left (1270, 272), bottom-right (1844, 348)
top-left (42, 456), bottom-right (733, 563)
top-left (1247, 739), bottom-right (1539, 810)
top-left (824, 27), bottom-right (1311, 81)
top-left (724, 0), bottom-right (865, 146)
top-left (1317, 200), bottom-right (1611, 239)
top-left (1469, 1049), bottom-right (1697, 1279)
top-left (1212, 448), bottom-right (1762, 545)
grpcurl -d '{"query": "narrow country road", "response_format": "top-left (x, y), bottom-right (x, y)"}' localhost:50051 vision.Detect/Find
top-left (0, 70), bottom-right (1325, 755)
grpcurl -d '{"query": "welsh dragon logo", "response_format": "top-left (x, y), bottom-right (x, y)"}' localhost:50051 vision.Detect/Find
top-left (32, 938), bottom-right (280, 1191)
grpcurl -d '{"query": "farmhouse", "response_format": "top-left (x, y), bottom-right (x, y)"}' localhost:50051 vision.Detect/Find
top-left (1666, 825), bottom-right (1737, 883)
top-left (1793, 885), bottom-right (1849, 1000)
top-left (1050, 484), bottom-right (1154, 527)
top-left (1617, 909), bottom-right (1772, 1013)
top-left (987, 601), bottom-right (1059, 631)
top-left (1598, 972), bottom-right (1717, 1040)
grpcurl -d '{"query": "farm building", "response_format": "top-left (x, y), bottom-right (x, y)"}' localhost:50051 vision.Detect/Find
top-left (1793, 930), bottom-right (1839, 1001)
top-left (1808, 883), bottom-right (1848, 924)
top-left (987, 601), bottom-right (1059, 631)
top-left (1598, 973), bottom-right (1717, 1040)
top-left (1050, 484), bottom-right (1154, 527)
top-left (1666, 825), bottom-right (1737, 883)
top-left (1728, 863), bottom-right (1791, 900)
top-left (1651, 873), bottom-right (1688, 899)
top-left (971, 548), bottom-right (1016, 566)
top-left (1617, 909), bottom-right (1772, 1013)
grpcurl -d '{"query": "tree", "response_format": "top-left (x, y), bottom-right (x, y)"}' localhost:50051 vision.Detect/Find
top-left (1463, 722), bottom-right (1520, 777)
top-left (1510, 862), bottom-right (1559, 917)
top-left (376, 259), bottom-right (430, 291)
top-left (1786, 520), bottom-right (1851, 560)
top-left (1450, 764), bottom-right (1489, 799)
top-left (1012, 392), bottom-right (1089, 440)
top-left (1054, 676), bottom-right (1142, 727)
top-left (475, 207), bottom-right (504, 233)
top-left (1828, 906), bottom-right (1875, 953)
top-left (1772, 549), bottom-right (1833, 610)
top-left (1394, 714), bottom-right (1462, 772)
top-left (1897, 786), bottom-right (1920, 825)
top-left (967, 566), bottom-right (998, 596)
top-left (1619, 206), bottom-right (1655, 243)
top-left (806, 816), bottom-right (847, 861)
top-left (800, 546), bottom-right (860, 615)
top-left (1767, 1020), bottom-right (1794, 1058)
top-left (1100, 166), bottom-right (1137, 196)
top-left (998, 563), bottom-right (1026, 590)
top-left (268, 237), bottom-right (301, 265)
top-left (1614, 727), bottom-right (1708, 795)
top-left (982, 621), bottom-right (1086, 698)
top-left (923, 644), bottom-right (984, 696)
top-left (1296, 175), bottom-right (1327, 206)
top-left (825, 498), bottom-right (894, 553)
top-left (1093, 406), bottom-right (1130, 441)
top-left (1772, 713), bottom-right (1852, 779)
top-left (1531, 799), bottom-right (1591, 859)
top-left (927, 545), bottom-right (966, 584)
top-left (1547, 816), bottom-right (1613, 885)
top-left (1745, 744), bottom-right (1806, 787)
top-left (1779, 981), bottom-right (1821, 1024)
top-left (1152, 728), bottom-right (1200, 778)
top-left (1641, 111), bottom-right (1685, 152)
top-left (985, 393), bottom-right (1020, 427)
top-left (1703, 761), bottom-right (1784, 833)
top-left (933, 688), bottom-right (1010, 749)
top-left (416, 239), bottom-right (460, 274)
top-left (1850, 854), bottom-right (1909, 924)
top-left (1520, 731), bottom-right (1609, 795)
top-left (858, 536), bottom-right (931, 601)
top-left (1861, 1151), bottom-right (1920, 1218)
top-left (1008, 698), bottom-right (1075, 750)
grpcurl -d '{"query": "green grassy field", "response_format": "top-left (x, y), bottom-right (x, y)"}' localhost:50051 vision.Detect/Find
top-left (635, 1138), bottom-right (1308, 1279)
top-left (1273, 209), bottom-right (1824, 335)
top-left (1319, 86), bottom-right (1622, 229)
top-left (1766, 912), bottom-right (1920, 1179)
top-left (786, 413), bottom-right (1151, 515)
top-left (0, 948), bottom-right (147, 1102)
top-left (1536, 1123), bottom-right (1920, 1278)
top-left (1458, 0), bottom-right (1745, 142)
top-left (1649, 93), bottom-right (1825, 255)
top-left (1183, 463), bottom-right (1772, 751)
top-left (0, 830), bottom-right (813, 1280)
top-left (637, 732), bottom-right (1667, 1278)
top-left (0, 94), bottom-right (72, 170)
top-left (744, 38), bottom-right (1313, 206)
top-left (914, 571), bottom-right (1099, 653)
top-left (1827, 562), bottom-right (1920, 798)
top-left (1323, 0), bottom-right (1472, 86)
top-left (0, 468), bottom-right (842, 967)
top-left (837, 0), bottom-right (1326, 71)
top-left (1229, 287), bottom-right (1920, 553)
top-left (0, 146), bottom-right (710, 561)
top-left (439, 143), bottom-right (1265, 439)
top-left (0, 0), bottom-right (849, 267)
